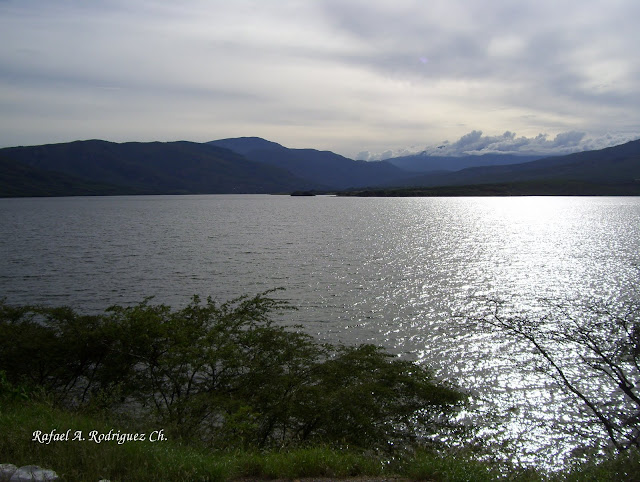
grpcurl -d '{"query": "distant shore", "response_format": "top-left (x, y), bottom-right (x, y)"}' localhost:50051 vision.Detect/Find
top-left (337, 180), bottom-right (640, 197)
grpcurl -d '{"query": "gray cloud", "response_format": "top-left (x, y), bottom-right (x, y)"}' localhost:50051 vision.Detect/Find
top-left (318, 1), bottom-right (640, 129)
top-left (0, 0), bottom-right (638, 156)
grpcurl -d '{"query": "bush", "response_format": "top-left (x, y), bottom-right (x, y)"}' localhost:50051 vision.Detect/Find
top-left (0, 292), bottom-right (464, 451)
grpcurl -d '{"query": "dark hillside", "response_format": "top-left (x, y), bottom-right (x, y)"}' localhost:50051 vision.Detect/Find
top-left (208, 136), bottom-right (288, 156)
top-left (1, 140), bottom-right (316, 194)
top-left (386, 152), bottom-right (543, 172)
top-left (0, 157), bottom-right (135, 197)
top-left (209, 137), bottom-right (410, 190)
top-left (409, 139), bottom-right (640, 187)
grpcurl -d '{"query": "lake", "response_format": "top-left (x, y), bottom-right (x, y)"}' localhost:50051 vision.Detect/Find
top-left (2, 194), bottom-right (639, 467)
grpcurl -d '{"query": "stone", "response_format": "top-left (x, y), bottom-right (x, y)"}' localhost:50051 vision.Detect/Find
top-left (8, 466), bottom-right (59, 482)
top-left (0, 464), bottom-right (18, 482)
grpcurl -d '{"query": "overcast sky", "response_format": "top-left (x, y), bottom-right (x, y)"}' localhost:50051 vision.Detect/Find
top-left (1, 0), bottom-right (639, 159)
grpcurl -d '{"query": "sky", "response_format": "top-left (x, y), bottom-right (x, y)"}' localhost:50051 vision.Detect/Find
top-left (1, 0), bottom-right (639, 159)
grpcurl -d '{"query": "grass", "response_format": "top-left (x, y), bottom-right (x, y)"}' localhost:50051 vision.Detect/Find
top-left (560, 448), bottom-right (640, 482)
top-left (2, 398), bottom-right (639, 481)
top-left (0, 398), bottom-right (517, 481)
top-left (0, 399), bottom-right (228, 481)
top-left (0, 398), bottom-right (386, 481)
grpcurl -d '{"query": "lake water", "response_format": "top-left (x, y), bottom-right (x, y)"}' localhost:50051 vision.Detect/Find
top-left (2, 194), bottom-right (639, 468)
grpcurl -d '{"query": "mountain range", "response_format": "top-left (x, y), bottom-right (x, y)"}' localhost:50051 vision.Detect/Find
top-left (384, 152), bottom-right (544, 172)
top-left (403, 139), bottom-right (640, 187)
top-left (208, 137), bottom-right (409, 190)
top-left (1, 137), bottom-right (639, 197)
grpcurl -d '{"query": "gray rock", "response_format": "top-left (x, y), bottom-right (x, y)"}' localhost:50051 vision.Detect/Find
top-left (0, 464), bottom-right (18, 482)
top-left (9, 466), bottom-right (59, 482)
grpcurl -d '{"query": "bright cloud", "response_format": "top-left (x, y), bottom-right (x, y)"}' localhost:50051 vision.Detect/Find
top-left (357, 130), bottom-right (638, 160)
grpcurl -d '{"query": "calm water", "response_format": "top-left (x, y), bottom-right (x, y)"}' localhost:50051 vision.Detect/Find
top-left (2, 194), bottom-right (639, 467)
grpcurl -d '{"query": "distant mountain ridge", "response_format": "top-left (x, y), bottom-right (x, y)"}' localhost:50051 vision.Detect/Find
top-left (208, 137), bottom-right (410, 190)
top-left (386, 152), bottom-right (544, 172)
top-left (0, 140), bottom-right (317, 196)
top-left (209, 136), bottom-right (287, 155)
top-left (1, 137), bottom-right (639, 197)
top-left (405, 138), bottom-right (640, 187)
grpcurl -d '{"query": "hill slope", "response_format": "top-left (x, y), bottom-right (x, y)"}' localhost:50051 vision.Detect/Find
top-left (386, 153), bottom-right (544, 172)
top-left (407, 139), bottom-right (640, 187)
top-left (2, 137), bottom-right (639, 197)
top-left (0, 140), bottom-right (316, 195)
top-left (0, 157), bottom-right (136, 197)
top-left (208, 137), bottom-right (411, 190)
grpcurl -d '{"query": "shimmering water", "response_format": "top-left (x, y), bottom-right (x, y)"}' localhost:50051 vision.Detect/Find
top-left (2, 194), bottom-right (639, 468)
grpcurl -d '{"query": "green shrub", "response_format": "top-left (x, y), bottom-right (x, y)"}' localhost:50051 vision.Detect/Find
top-left (0, 292), bottom-right (464, 451)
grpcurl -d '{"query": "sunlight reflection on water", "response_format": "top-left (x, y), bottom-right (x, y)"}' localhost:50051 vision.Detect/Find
top-left (369, 197), bottom-right (640, 469)
top-left (1, 194), bottom-right (639, 469)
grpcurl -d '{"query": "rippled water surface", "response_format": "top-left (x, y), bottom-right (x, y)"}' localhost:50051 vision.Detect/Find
top-left (2, 194), bottom-right (639, 467)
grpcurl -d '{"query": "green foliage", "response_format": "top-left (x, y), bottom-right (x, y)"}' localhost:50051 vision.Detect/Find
top-left (0, 301), bottom-right (110, 405)
top-left (0, 399), bottom-right (232, 481)
top-left (0, 370), bottom-right (29, 402)
top-left (0, 292), bottom-right (464, 451)
top-left (402, 450), bottom-right (509, 482)
top-left (0, 400), bottom-right (539, 481)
